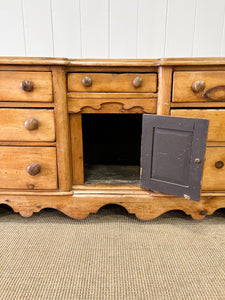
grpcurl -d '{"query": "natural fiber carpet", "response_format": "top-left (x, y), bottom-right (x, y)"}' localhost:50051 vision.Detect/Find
top-left (0, 205), bottom-right (224, 300)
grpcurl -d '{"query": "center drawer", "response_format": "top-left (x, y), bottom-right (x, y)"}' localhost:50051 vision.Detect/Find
top-left (0, 147), bottom-right (57, 190)
top-left (0, 109), bottom-right (55, 142)
top-left (67, 73), bottom-right (157, 93)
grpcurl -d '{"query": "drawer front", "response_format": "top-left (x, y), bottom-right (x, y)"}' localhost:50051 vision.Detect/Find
top-left (173, 71), bottom-right (225, 102)
top-left (202, 147), bottom-right (225, 191)
top-left (0, 109), bottom-right (55, 142)
top-left (0, 71), bottom-right (52, 102)
top-left (67, 73), bottom-right (157, 93)
top-left (0, 147), bottom-right (57, 190)
top-left (171, 109), bottom-right (225, 142)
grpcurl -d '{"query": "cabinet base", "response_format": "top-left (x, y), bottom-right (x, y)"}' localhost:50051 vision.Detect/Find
top-left (0, 187), bottom-right (224, 220)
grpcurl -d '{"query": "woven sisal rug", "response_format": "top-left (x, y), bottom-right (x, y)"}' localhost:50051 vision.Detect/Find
top-left (0, 205), bottom-right (224, 300)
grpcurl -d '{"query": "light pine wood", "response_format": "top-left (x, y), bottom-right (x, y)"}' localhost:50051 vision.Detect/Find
top-left (0, 141), bottom-right (55, 146)
top-left (0, 109), bottom-right (55, 141)
top-left (68, 98), bottom-right (157, 114)
top-left (0, 66), bottom-right (52, 71)
top-left (0, 147), bottom-right (57, 190)
top-left (171, 102), bottom-right (225, 108)
top-left (0, 71), bottom-right (53, 102)
top-left (0, 57), bottom-right (225, 67)
top-left (67, 67), bottom-right (157, 73)
top-left (0, 190), bottom-right (224, 220)
top-left (70, 114), bottom-right (84, 184)
top-left (160, 57), bottom-right (225, 66)
top-left (52, 66), bottom-right (72, 191)
top-left (202, 147), bottom-right (225, 191)
top-left (157, 66), bottom-right (172, 115)
top-left (173, 71), bottom-right (225, 102)
top-left (67, 73), bottom-right (157, 93)
top-left (67, 92), bottom-right (157, 99)
top-left (0, 102), bottom-right (54, 108)
top-left (171, 109), bottom-right (225, 142)
top-left (0, 57), bottom-right (224, 220)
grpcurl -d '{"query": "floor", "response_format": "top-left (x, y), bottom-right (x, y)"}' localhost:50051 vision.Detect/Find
top-left (0, 205), bottom-right (224, 300)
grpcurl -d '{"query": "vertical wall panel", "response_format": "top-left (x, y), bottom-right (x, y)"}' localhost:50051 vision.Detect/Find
top-left (1, 1), bottom-right (225, 58)
top-left (80, 0), bottom-right (108, 58)
top-left (0, 0), bottom-right (25, 56)
top-left (22, 0), bottom-right (54, 57)
top-left (110, 0), bottom-right (138, 58)
top-left (165, 0), bottom-right (196, 57)
top-left (220, 13), bottom-right (225, 56)
top-left (51, 0), bottom-right (81, 58)
top-left (138, 0), bottom-right (167, 58)
top-left (193, 0), bottom-right (225, 57)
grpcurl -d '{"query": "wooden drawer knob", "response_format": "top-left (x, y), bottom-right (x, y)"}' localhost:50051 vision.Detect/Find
top-left (215, 161), bottom-right (224, 169)
top-left (27, 163), bottom-right (41, 176)
top-left (24, 119), bottom-right (38, 131)
top-left (133, 77), bottom-right (143, 88)
top-left (192, 80), bottom-right (205, 93)
top-left (20, 80), bottom-right (33, 92)
top-left (82, 76), bottom-right (92, 87)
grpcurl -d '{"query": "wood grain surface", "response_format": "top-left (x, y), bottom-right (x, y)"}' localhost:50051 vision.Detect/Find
top-left (171, 109), bottom-right (225, 142)
top-left (0, 71), bottom-right (52, 102)
top-left (67, 73), bottom-right (157, 93)
top-left (0, 147), bottom-right (57, 190)
top-left (0, 109), bottom-right (55, 141)
top-left (173, 71), bottom-right (225, 102)
top-left (202, 147), bottom-right (225, 191)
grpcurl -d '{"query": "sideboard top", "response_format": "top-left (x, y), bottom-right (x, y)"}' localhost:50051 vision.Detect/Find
top-left (0, 56), bottom-right (225, 66)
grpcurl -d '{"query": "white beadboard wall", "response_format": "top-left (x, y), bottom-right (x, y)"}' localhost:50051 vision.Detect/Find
top-left (1, 0), bottom-right (225, 58)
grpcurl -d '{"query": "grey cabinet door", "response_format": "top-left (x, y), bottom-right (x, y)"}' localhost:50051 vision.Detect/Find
top-left (140, 115), bottom-right (209, 201)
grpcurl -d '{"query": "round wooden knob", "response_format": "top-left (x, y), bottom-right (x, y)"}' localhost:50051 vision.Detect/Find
top-left (192, 81), bottom-right (205, 93)
top-left (27, 163), bottom-right (41, 176)
top-left (133, 77), bottom-right (143, 88)
top-left (215, 161), bottom-right (224, 169)
top-left (24, 119), bottom-right (38, 131)
top-left (20, 80), bottom-right (33, 92)
top-left (82, 76), bottom-right (92, 87)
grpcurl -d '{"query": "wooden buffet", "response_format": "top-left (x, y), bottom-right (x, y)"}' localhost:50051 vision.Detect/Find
top-left (0, 57), bottom-right (225, 220)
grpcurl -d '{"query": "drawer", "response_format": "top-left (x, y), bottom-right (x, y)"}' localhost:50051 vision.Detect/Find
top-left (0, 109), bottom-right (55, 142)
top-left (173, 71), bottom-right (225, 102)
top-left (0, 147), bottom-right (57, 190)
top-left (67, 73), bottom-right (157, 93)
top-left (171, 109), bottom-right (225, 142)
top-left (0, 71), bottom-right (52, 102)
top-left (202, 147), bottom-right (225, 191)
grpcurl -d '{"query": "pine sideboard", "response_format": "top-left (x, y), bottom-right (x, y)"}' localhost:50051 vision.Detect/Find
top-left (0, 57), bottom-right (225, 220)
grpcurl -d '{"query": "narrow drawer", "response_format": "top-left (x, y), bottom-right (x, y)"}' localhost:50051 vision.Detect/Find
top-left (173, 71), bottom-right (225, 102)
top-left (67, 73), bottom-right (157, 93)
top-left (202, 147), bottom-right (225, 191)
top-left (0, 109), bottom-right (55, 142)
top-left (0, 71), bottom-right (52, 102)
top-left (171, 109), bottom-right (225, 142)
top-left (0, 147), bottom-right (57, 190)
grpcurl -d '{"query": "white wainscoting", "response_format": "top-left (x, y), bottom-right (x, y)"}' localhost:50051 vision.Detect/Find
top-left (1, 0), bottom-right (225, 58)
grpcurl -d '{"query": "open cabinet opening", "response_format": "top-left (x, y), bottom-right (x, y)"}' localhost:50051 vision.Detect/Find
top-left (82, 114), bottom-right (142, 184)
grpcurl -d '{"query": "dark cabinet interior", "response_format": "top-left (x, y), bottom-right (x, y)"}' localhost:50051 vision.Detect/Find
top-left (82, 114), bottom-right (142, 184)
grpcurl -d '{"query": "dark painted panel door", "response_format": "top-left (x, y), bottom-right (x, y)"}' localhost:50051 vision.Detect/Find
top-left (140, 115), bottom-right (209, 201)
